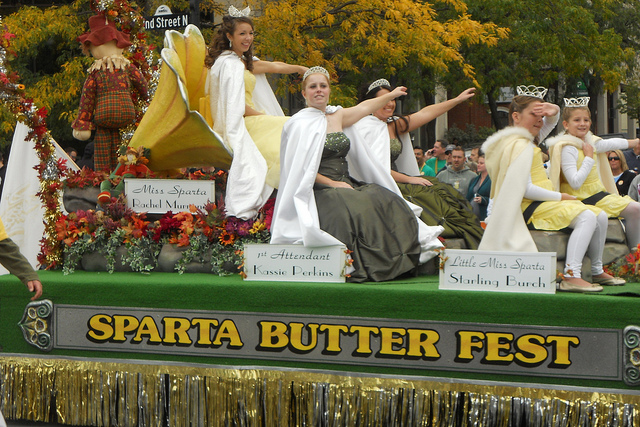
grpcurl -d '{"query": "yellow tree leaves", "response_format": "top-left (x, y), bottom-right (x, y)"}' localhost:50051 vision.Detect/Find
top-left (253, 0), bottom-right (506, 103)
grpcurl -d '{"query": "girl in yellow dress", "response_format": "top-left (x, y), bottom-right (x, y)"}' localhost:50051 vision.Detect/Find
top-left (547, 98), bottom-right (640, 259)
top-left (480, 87), bottom-right (619, 292)
top-left (205, 8), bottom-right (307, 219)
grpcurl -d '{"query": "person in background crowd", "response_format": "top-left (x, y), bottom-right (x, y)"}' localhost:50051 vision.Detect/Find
top-left (76, 141), bottom-right (95, 170)
top-left (466, 153), bottom-right (490, 221)
top-left (413, 146), bottom-right (435, 176)
top-left (608, 149), bottom-right (636, 196)
top-left (0, 216), bottom-right (42, 301)
top-left (468, 147), bottom-right (480, 163)
top-left (65, 147), bottom-right (78, 162)
top-left (627, 173), bottom-right (640, 202)
top-left (425, 139), bottom-right (449, 175)
top-left (436, 146), bottom-right (477, 195)
top-left (467, 160), bottom-right (478, 173)
top-left (444, 144), bottom-right (456, 165)
top-left (623, 143), bottom-right (640, 173)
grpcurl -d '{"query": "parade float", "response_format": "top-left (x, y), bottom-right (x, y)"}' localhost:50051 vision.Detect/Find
top-left (0, 3), bottom-right (638, 426)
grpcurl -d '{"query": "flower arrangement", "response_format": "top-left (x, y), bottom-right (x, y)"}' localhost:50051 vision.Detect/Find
top-left (0, 0), bottom-right (157, 269)
top-left (605, 246), bottom-right (640, 282)
top-left (0, 18), bottom-right (64, 268)
top-left (64, 168), bottom-right (109, 189)
top-left (55, 196), bottom-right (273, 275)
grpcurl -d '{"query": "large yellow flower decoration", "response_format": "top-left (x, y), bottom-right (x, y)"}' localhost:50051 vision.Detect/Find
top-left (129, 25), bottom-right (232, 172)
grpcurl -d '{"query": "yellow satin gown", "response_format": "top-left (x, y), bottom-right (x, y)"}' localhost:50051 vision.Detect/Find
top-left (523, 146), bottom-right (601, 230)
top-left (243, 71), bottom-right (289, 189)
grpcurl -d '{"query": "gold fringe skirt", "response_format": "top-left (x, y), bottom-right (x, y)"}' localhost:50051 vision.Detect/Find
top-left (0, 355), bottom-right (638, 426)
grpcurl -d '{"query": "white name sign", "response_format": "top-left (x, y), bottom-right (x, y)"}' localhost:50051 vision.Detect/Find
top-left (124, 178), bottom-right (215, 214)
top-left (243, 244), bottom-right (347, 282)
top-left (439, 250), bottom-right (556, 294)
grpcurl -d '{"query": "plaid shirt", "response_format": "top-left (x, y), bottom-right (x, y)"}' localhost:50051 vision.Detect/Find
top-left (72, 64), bottom-right (148, 171)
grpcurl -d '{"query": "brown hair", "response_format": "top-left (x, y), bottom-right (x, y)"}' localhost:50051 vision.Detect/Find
top-left (451, 145), bottom-right (465, 155)
top-left (561, 106), bottom-right (590, 122)
top-left (360, 81), bottom-right (410, 135)
top-left (508, 95), bottom-right (542, 126)
top-left (205, 15), bottom-right (254, 71)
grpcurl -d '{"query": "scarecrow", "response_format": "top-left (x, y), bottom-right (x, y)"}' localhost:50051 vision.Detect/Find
top-left (72, 14), bottom-right (148, 171)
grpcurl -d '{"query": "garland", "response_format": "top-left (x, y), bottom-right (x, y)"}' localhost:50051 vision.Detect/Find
top-left (0, 18), bottom-right (64, 268)
top-left (0, 0), bottom-right (156, 269)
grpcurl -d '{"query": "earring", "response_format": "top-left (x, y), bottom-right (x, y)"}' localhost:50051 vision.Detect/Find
top-left (228, 39), bottom-right (232, 49)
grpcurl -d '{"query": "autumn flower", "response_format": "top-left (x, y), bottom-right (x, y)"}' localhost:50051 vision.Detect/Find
top-left (219, 231), bottom-right (236, 246)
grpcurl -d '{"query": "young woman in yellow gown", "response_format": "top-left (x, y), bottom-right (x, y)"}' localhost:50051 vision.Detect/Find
top-left (205, 9), bottom-right (307, 219)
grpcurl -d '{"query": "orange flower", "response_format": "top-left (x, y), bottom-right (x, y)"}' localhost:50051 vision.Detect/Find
top-left (219, 231), bottom-right (235, 246)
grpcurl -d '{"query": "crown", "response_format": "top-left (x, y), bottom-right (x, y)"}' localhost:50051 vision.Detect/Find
top-left (367, 78), bottom-right (391, 94)
top-left (303, 66), bottom-right (330, 82)
top-left (516, 85), bottom-right (548, 99)
top-left (228, 5), bottom-right (251, 17)
top-left (564, 97), bottom-right (590, 108)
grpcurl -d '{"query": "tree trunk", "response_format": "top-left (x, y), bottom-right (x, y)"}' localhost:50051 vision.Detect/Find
top-left (487, 92), bottom-right (501, 129)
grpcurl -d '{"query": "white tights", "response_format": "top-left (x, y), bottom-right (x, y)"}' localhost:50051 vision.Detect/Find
top-left (564, 210), bottom-right (608, 278)
top-left (621, 202), bottom-right (640, 250)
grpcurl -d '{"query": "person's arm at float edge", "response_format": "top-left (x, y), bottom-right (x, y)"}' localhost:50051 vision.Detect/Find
top-left (252, 60), bottom-right (308, 75)
top-left (0, 238), bottom-right (42, 300)
top-left (404, 88), bottom-right (476, 133)
top-left (341, 87), bottom-right (407, 127)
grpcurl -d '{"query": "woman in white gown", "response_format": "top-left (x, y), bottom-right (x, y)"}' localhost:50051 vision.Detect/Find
top-left (205, 8), bottom-right (307, 219)
top-left (271, 67), bottom-right (444, 282)
top-left (348, 79), bottom-right (483, 248)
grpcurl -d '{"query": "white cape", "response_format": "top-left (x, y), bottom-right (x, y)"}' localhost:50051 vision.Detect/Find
top-left (347, 115), bottom-right (419, 177)
top-left (546, 132), bottom-right (617, 194)
top-left (479, 127), bottom-right (537, 252)
top-left (252, 70), bottom-right (284, 117)
top-left (207, 51), bottom-right (272, 219)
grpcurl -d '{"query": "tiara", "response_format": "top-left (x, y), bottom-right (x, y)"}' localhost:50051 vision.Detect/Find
top-left (228, 5), bottom-right (251, 17)
top-left (367, 78), bottom-right (391, 94)
top-left (516, 85), bottom-right (548, 99)
top-left (303, 66), bottom-right (330, 81)
top-left (564, 97), bottom-right (590, 108)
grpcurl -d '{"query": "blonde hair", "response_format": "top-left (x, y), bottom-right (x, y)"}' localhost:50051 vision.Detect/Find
top-left (609, 149), bottom-right (628, 172)
top-left (561, 106), bottom-right (590, 122)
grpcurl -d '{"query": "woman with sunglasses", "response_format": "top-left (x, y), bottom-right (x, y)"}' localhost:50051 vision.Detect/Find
top-left (608, 150), bottom-right (636, 196)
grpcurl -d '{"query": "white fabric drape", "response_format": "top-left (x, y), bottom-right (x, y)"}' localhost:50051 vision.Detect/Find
top-left (0, 123), bottom-right (46, 275)
top-left (207, 51), bottom-right (272, 219)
